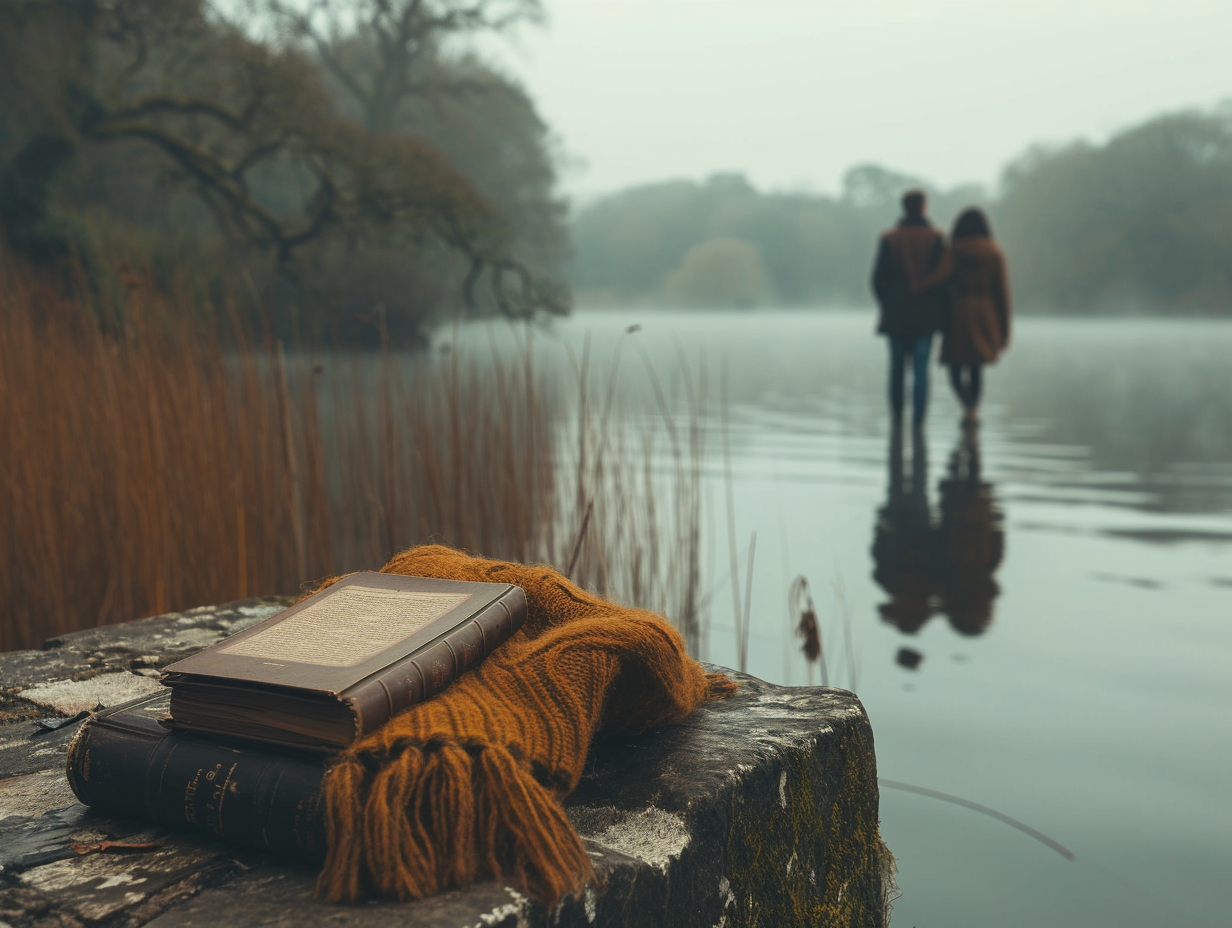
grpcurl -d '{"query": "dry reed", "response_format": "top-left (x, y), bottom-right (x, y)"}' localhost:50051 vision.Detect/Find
top-left (1, 260), bottom-right (707, 651)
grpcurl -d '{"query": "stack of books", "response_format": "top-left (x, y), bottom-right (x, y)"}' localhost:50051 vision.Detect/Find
top-left (65, 573), bottom-right (527, 861)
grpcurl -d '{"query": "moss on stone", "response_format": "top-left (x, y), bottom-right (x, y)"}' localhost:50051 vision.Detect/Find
top-left (723, 723), bottom-right (895, 928)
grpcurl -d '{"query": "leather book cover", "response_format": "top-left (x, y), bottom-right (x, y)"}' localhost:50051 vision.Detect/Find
top-left (163, 572), bottom-right (522, 693)
top-left (65, 692), bottom-right (328, 862)
top-left (160, 572), bottom-right (526, 749)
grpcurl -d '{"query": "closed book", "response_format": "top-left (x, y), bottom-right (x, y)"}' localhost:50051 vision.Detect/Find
top-left (65, 692), bottom-right (328, 862)
top-left (161, 572), bottom-right (526, 752)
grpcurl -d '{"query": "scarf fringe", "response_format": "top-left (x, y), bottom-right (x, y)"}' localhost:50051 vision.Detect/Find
top-left (317, 739), bottom-right (594, 904)
top-left (706, 672), bottom-right (740, 700)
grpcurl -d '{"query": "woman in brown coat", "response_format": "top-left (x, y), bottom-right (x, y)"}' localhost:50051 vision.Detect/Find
top-left (917, 208), bottom-right (1011, 425)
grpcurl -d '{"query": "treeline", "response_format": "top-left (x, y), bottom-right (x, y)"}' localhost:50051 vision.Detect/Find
top-left (571, 104), bottom-right (1232, 315)
top-left (0, 0), bottom-right (568, 345)
top-left (997, 105), bottom-right (1232, 313)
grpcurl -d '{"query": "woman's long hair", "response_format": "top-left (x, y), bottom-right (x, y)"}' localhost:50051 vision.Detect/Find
top-left (952, 208), bottom-right (992, 240)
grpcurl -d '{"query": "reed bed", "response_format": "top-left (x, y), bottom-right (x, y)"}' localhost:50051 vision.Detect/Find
top-left (550, 334), bottom-right (709, 654)
top-left (0, 263), bottom-right (707, 652)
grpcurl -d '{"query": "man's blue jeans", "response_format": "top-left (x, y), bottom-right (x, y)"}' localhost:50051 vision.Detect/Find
top-left (888, 334), bottom-right (934, 425)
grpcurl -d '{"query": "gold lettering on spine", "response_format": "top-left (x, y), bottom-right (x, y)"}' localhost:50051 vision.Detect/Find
top-left (184, 767), bottom-right (203, 825)
top-left (203, 761), bottom-right (239, 836)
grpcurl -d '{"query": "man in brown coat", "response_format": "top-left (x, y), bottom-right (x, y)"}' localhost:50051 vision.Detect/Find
top-left (871, 190), bottom-right (946, 428)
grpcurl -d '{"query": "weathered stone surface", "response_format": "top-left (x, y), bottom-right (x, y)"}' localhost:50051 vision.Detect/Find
top-left (0, 804), bottom-right (91, 872)
top-left (18, 675), bottom-right (165, 717)
top-left (0, 598), bottom-right (289, 727)
top-left (0, 770), bottom-right (78, 821)
top-left (0, 716), bottom-right (88, 780)
top-left (36, 599), bottom-right (291, 658)
top-left (0, 601), bottom-right (892, 928)
top-left (140, 866), bottom-right (535, 928)
top-left (18, 837), bottom-right (240, 925)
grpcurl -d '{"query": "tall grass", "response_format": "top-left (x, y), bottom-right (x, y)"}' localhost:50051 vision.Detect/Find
top-left (0, 260), bottom-right (707, 651)
top-left (557, 334), bottom-right (709, 655)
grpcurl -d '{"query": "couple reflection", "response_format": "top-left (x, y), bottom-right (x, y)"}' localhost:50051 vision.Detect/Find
top-left (872, 426), bottom-right (1004, 637)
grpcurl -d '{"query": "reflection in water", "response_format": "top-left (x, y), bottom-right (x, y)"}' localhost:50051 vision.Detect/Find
top-left (872, 426), bottom-right (1005, 646)
top-left (535, 312), bottom-right (1232, 926)
top-left (937, 429), bottom-right (1005, 635)
top-left (872, 426), bottom-right (937, 634)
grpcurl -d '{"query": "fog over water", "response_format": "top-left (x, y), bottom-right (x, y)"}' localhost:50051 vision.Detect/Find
top-left (503, 308), bottom-right (1232, 928)
top-left (486, 0), bottom-right (1232, 197)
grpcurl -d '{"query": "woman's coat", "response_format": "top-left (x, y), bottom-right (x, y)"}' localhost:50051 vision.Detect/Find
top-left (920, 237), bottom-right (1012, 366)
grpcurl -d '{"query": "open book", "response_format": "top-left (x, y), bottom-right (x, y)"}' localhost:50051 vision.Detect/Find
top-left (161, 572), bottom-right (526, 752)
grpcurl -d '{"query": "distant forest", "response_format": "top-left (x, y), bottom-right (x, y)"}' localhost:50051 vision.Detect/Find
top-left (0, 0), bottom-right (567, 346)
top-left (571, 104), bottom-right (1232, 315)
top-left (4, 4), bottom-right (1229, 342)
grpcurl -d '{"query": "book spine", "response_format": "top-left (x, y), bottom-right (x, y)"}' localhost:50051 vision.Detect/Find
top-left (346, 584), bottom-right (528, 738)
top-left (66, 713), bottom-right (328, 862)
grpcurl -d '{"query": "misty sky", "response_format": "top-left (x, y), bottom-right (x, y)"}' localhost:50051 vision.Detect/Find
top-left (481, 0), bottom-right (1232, 200)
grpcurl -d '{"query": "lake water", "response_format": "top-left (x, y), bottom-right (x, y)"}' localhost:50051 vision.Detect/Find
top-left (524, 309), bottom-right (1232, 928)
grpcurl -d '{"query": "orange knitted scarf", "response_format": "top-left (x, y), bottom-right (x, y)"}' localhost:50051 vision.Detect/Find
top-left (311, 545), bottom-right (735, 905)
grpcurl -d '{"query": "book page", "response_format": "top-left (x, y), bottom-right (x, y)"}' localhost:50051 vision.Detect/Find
top-left (219, 586), bottom-right (470, 667)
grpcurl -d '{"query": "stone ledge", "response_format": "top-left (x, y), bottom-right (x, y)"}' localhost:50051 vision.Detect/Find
top-left (0, 600), bottom-right (892, 928)
top-left (0, 598), bottom-right (290, 727)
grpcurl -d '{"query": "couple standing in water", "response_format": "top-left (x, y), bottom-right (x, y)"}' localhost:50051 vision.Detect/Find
top-left (869, 190), bottom-right (1009, 649)
top-left (871, 189), bottom-right (1011, 429)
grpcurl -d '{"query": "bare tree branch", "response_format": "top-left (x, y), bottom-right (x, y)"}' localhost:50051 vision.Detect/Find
top-left (103, 94), bottom-right (251, 130)
top-left (261, 0), bottom-right (542, 132)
